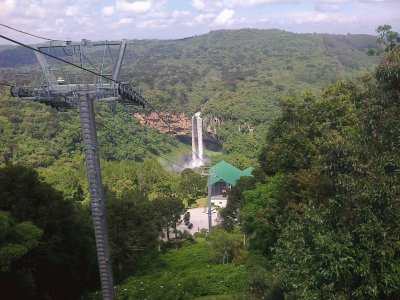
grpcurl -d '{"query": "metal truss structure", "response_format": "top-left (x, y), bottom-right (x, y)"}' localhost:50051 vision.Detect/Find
top-left (10, 39), bottom-right (144, 109)
top-left (8, 39), bottom-right (147, 300)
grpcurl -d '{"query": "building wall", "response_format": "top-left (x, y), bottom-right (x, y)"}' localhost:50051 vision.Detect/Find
top-left (211, 197), bottom-right (228, 208)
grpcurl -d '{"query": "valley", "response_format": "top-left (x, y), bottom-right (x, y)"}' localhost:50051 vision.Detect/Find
top-left (1, 26), bottom-right (399, 300)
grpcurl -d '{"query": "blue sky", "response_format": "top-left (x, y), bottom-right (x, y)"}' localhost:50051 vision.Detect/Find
top-left (0, 0), bottom-right (399, 44)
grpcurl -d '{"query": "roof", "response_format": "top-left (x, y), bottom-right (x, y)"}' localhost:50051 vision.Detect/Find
top-left (209, 160), bottom-right (253, 186)
top-left (242, 167), bottom-right (253, 177)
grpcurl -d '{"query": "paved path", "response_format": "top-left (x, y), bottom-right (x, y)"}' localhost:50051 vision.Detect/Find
top-left (177, 207), bottom-right (221, 234)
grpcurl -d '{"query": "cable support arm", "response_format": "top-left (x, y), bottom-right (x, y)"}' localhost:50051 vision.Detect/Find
top-left (0, 34), bottom-right (146, 108)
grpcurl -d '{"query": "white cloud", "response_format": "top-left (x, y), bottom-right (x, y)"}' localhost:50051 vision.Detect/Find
top-left (55, 18), bottom-right (64, 26)
top-left (191, 0), bottom-right (223, 12)
top-left (0, 0), bottom-right (399, 44)
top-left (359, 0), bottom-right (397, 2)
top-left (25, 3), bottom-right (45, 18)
top-left (171, 10), bottom-right (190, 18)
top-left (191, 0), bottom-right (298, 11)
top-left (186, 12), bottom-right (215, 26)
top-left (316, 3), bottom-right (341, 12)
top-left (225, 0), bottom-right (298, 6)
top-left (213, 8), bottom-right (235, 25)
top-left (195, 13), bottom-right (216, 23)
top-left (191, 0), bottom-right (207, 10)
top-left (293, 11), bottom-right (359, 25)
top-left (0, 0), bottom-right (17, 16)
top-left (258, 17), bottom-right (270, 22)
top-left (337, 15), bottom-right (358, 23)
top-left (42, 0), bottom-right (74, 5)
top-left (76, 16), bottom-right (94, 27)
top-left (294, 13), bottom-right (330, 24)
top-left (65, 5), bottom-right (79, 17)
top-left (146, 0), bottom-right (169, 15)
top-left (111, 17), bottom-right (133, 29)
top-left (318, 0), bottom-right (347, 3)
top-left (136, 19), bottom-right (162, 28)
top-left (116, 0), bottom-right (152, 14)
top-left (101, 5), bottom-right (115, 17)
top-left (319, 0), bottom-right (399, 3)
top-left (136, 8), bottom-right (191, 29)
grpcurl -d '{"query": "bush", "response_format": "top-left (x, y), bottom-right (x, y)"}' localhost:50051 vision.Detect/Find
top-left (85, 238), bottom-right (247, 299)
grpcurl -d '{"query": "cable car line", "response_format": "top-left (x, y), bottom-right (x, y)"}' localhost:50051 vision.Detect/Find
top-left (0, 23), bottom-right (60, 41)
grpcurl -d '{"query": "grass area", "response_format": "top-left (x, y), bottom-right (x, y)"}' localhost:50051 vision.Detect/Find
top-left (86, 238), bottom-right (246, 300)
top-left (194, 295), bottom-right (246, 300)
top-left (205, 148), bottom-right (223, 158)
top-left (196, 197), bottom-right (208, 208)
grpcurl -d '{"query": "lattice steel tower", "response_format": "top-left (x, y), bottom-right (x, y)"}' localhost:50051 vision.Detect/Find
top-left (9, 39), bottom-right (145, 300)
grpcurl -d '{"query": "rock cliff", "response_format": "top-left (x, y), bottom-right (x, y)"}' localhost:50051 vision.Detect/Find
top-left (133, 112), bottom-right (220, 143)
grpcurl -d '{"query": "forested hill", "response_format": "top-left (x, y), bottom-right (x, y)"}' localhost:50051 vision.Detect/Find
top-left (122, 29), bottom-right (381, 123)
top-left (1, 29), bottom-right (381, 124)
top-left (0, 29), bottom-right (382, 167)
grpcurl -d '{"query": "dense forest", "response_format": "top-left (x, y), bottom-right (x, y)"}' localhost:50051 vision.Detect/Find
top-left (0, 29), bottom-right (382, 168)
top-left (0, 26), bottom-right (399, 299)
top-left (221, 30), bottom-right (400, 299)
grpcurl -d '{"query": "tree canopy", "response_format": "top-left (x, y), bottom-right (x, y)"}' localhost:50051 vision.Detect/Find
top-left (229, 45), bottom-right (400, 299)
top-left (0, 165), bottom-right (99, 299)
top-left (376, 24), bottom-right (399, 51)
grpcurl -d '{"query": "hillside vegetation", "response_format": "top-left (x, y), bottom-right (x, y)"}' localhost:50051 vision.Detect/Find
top-left (0, 29), bottom-right (381, 167)
top-left (0, 93), bottom-right (178, 168)
top-left (221, 44), bottom-right (400, 299)
top-left (1, 27), bottom-right (397, 300)
top-left (122, 30), bottom-right (380, 122)
top-left (84, 237), bottom-right (246, 300)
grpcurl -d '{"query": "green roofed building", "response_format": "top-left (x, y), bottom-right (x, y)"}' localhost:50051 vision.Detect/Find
top-left (209, 160), bottom-right (253, 207)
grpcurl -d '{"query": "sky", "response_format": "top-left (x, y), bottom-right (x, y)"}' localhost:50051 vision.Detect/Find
top-left (0, 0), bottom-right (399, 44)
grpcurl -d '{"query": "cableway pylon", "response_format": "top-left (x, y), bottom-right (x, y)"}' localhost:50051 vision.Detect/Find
top-left (1, 34), bottom-right (147, 300)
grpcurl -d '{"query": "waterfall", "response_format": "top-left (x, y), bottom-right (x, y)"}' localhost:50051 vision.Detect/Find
top-left (197, 113), bottom-right (204, 162)
top-left (191, 112), bottom-right (204, 168)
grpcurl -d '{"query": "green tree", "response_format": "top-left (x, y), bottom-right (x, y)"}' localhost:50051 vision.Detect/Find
top-left (0, 211), bottom-right (43, 299)
top-left (375, 43), bottom-right (400, 91)
top-left (0, 211), bottom-right (42, 272)
top-left (101, 160), bottom-right (138, 199)
top-left (136, 159), bottom-right (175, 197)
top-left (376, 24), bottom-right (399, 51)
top-left (220, 175), bottom-right (257, 232)
top-left (209, 229), bottom-right (243, 265)
top-left (0, 165), bottom-right (98, 299)
top-left (242, 53), bottom-right (400, 298)
top-left (179, 168), bottom-right (206, 202)
top-left (153, 195), bottom-right (187, 248)
top-left (39, 163), bottom-right (85, 202)
top-left (105, 188), bottom-right (159, 281)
